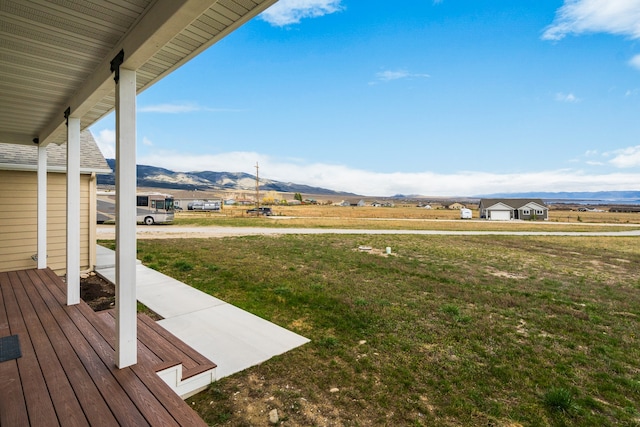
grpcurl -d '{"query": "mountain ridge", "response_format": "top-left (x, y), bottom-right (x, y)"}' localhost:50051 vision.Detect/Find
top-left (475, 191), bottom-right (640, 203)
top-left (98, 159), bottom-right (357, 196)
top-left (98, 160), bottom-right (640, 202)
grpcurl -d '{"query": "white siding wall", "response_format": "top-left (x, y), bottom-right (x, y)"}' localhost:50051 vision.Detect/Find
top-left (0, 170), bottom-right (91, 274)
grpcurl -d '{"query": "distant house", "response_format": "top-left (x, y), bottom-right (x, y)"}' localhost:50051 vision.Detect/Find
top-left (0, 131), bottom-right (111, 274)
top-left (478, 199), bottom-right (548, 221)
top-left (446, 202), bottom-right (466, 210)
top-left (335, 199), bottom-right (366, 207)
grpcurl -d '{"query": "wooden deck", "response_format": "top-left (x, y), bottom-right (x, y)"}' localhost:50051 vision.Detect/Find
top-left (0, 268), bottom-right (213, 426)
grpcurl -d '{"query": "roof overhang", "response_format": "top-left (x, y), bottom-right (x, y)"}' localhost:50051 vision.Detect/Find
top-left (1, 0), bottom-right (278, 146)
top-left (485, 202), bottom-right (515, 210)
top-left (0, 163), bottom-right (112, 175)
top-left (519, 202), bottom-right (547, 210)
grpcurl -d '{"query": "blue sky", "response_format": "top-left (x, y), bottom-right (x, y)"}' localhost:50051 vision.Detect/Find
top-left (91, 0), bottom-right (640, 197)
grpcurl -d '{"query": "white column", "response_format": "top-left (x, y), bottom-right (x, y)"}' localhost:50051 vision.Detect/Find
top-left (66, 117), bottom-right (81, 305)
top-left (115, 68), bottom-right (137, 368)
top-left (37, 144), bottom-right (47, 269)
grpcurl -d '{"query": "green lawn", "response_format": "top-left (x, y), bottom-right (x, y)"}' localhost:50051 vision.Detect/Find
top-left (129, 235), bottom-right (640, 426)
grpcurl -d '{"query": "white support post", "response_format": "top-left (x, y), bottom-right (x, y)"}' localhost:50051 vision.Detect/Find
top-left (37, 144), bottom-right (47, 269)
top-left (66, 117), bottom-right (81, 305)
top-left (115, 67), bottom-right (137, 368)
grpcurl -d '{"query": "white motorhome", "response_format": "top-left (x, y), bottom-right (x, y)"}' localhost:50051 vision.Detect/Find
top-left (136, 193), bottom-right (175, 225)
top-left (460, 208), bottom-right (472, 219)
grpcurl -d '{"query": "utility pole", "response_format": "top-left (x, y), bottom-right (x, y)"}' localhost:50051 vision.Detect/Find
top-left (255, 162), bottom-right (260, 209)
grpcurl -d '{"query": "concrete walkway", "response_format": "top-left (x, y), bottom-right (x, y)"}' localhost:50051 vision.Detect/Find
top-left (95, 245), bottom-right (309, 379)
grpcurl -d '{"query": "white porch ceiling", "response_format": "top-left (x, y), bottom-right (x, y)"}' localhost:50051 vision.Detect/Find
top-left (0, 0), bottom-right (277, 146)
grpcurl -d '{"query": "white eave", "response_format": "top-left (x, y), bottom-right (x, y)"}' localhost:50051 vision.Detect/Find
top-left (520, 202), bottom-right (546, 210)
top-left (0, 0), bottom-right (278, 147)
top-left (486, 202), bottom-right (514, 210)
top-left (0, 162), bottom-right (112, 175)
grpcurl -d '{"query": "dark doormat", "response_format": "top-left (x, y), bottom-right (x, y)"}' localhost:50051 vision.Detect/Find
top-left (0, 335), bottom-right (22, 362)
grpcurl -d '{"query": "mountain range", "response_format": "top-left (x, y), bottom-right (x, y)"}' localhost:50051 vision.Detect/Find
top-left (476, 191), bottom-right (640, 204)
top-left (98, 160), bottom-right (640, 203)
top-left (98, 159), bottom-right (356, 196)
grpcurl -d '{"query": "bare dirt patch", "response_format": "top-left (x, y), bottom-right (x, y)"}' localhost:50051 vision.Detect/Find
top-left (354, 246), bottom-right (397, 257)
top-left (486, 267), bottom-right (528, 280)
top-left (80, 273), bottom-right (115, 311)
top-left (80, 273), bottom-right (162, 320)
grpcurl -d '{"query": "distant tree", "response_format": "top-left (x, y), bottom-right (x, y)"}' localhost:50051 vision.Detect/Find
top-left (294, 192), bottom-right (303, 202)
top-left (262, 191), bottom-right (279, 205)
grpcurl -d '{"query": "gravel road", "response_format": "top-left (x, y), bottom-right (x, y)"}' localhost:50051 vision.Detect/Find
top-left (97, 225), bottom-right (640, 239)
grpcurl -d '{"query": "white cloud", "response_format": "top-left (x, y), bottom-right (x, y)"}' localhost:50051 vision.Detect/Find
top-left (142, 137), bottom-right (153, 146)
top-left (260, 0), bottom-right (344, 26)
top-left (370, 69), bottom-right (430, 85)
top-left (137, 150), bottom-right (640, 196)
top-left (543, 0), bottom-right (640, 41)
top-left (555, 92), bottom-right (581, 103)
top-left (608, 145), bottom-right (640, 168)
top-left (139, 103), bottom-right (201, 113)
top-left (630, 54), bottom-right (640, 70)
top-left (93, 129), bottom-right (115, 159)
top-left (138, 103), bottom-right (244, 114)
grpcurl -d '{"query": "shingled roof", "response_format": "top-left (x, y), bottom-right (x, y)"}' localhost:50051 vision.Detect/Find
top-left (479, 199), bottom-right (546, 209)
top-left (0, 130), bottom-right (111, 174)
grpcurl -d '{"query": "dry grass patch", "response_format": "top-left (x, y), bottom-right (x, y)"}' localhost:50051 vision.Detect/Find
top-left (174, 203), bottom-right (640, 234)
top-left (123, 234), bottom-right (640, 426)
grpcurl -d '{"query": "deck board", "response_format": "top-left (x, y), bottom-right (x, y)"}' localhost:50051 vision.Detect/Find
top-left (13, 270), bottom-right (89, 427)
top-left (2, 271), bottom-right (60, 426)
top-left (32, 269), bottom-right (150, 426)
top-left (0, 272), bottom-right (30, 425)
top-left (21, 269), bottom-right (118, 426)
top-left (0, 268), bottom-right (208, 427)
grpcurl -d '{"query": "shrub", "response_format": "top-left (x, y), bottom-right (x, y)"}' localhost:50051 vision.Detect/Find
top-left (173, 260), bottom-right (193, 272)
top-left (543, 387), bottom-right (574, 413)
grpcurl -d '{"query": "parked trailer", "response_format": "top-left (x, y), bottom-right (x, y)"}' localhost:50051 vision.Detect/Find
top-left (460, 208), bottom-right (473, 219)
top-left (187, 200), bottom-right (221, 211)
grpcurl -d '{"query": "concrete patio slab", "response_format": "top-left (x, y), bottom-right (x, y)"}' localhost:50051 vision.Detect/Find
top-left (94, 245), bottom-right (309, 380)
top-left (159, 304), bottom-right (309, 379)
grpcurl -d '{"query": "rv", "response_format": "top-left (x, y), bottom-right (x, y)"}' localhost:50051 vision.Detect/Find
top-left (136, 193), bottom-right (175, 225)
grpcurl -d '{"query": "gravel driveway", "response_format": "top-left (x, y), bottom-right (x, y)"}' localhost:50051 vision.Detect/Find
top-left (97, 225), bottom-right (640, 239)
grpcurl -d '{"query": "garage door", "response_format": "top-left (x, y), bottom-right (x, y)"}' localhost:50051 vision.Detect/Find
top-left (489, 210), bottom-right (511, 221)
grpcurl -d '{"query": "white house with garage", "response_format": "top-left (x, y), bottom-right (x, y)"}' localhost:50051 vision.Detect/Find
top-left (478, 199), bottom-right (548, 221)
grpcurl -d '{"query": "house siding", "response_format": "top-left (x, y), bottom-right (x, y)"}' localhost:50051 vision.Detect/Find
top-left (0, 170), bottom-right (92, 274)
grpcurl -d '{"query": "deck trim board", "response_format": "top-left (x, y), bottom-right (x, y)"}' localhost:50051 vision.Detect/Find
top-left (101, 309), bottom-right (217, 380)
top-left (0, 268), bottom-right (208, 427)
top-left (138, 312), bottom-right (217, 370)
